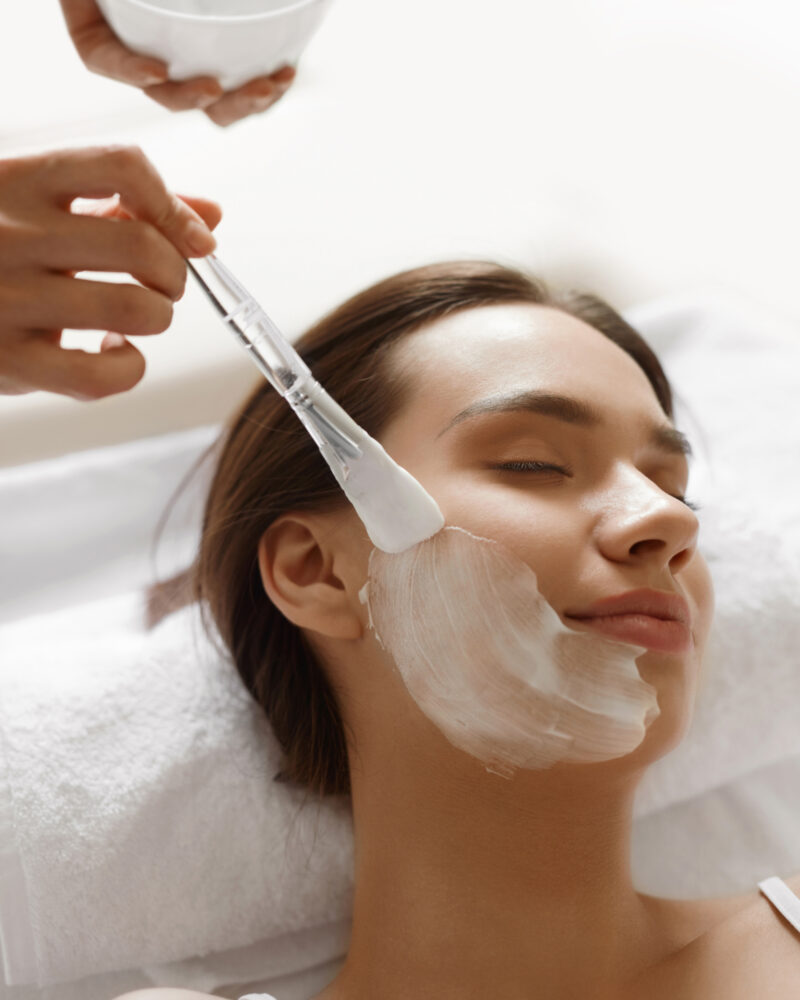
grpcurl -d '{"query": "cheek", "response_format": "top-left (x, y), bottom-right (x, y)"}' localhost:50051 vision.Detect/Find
top-left (423, 474), bottom-right (580, 602)
top-left (365, 527), bottom-right (660, 774)
top-left (685, 551), bottom-right (715, 648)
top-left (382, 429), bottom-right (581, 601)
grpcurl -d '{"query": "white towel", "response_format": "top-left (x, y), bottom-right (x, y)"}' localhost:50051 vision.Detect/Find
top-left (628, 294), bottom-right (800, 816)
top-left (0, 592), bottom-right (354, 988)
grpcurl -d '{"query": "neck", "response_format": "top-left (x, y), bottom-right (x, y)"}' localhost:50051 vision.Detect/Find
top-left (332, 747), bottom-right (665, 1000)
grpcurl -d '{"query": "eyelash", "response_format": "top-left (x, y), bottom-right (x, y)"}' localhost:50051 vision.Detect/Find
top-left (489, 461), bottom-right (703, 512)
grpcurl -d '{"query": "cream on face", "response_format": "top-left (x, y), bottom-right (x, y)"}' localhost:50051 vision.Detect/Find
top-left (360, 526), bottom-right (658, 777)
top-left (348, 303), bottom-right (710, 774)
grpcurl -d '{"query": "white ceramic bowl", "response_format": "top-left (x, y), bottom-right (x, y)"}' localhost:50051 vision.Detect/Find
top-left (95, 0), bottom-right (335, 90)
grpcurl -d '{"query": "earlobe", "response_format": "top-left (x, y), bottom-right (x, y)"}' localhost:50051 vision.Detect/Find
top-left (257, 516), bottom-right (364, 640)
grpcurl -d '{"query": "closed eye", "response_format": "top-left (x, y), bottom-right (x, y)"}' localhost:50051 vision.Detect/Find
top-left (487, 460), bottom-right (571, 474)
top-left (486, 461), bottom-right (702, 511)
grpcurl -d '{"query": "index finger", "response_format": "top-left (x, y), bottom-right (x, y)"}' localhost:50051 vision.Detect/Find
top-left (59, 0), bottom-right (168, 87)
top-left (37, 146), bottom-right (217, 258)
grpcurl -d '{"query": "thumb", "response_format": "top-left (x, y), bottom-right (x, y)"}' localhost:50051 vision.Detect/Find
top-left (176, 195), bottom-right (223, 232)
top-left (73, 188), bottom-right (222, 238)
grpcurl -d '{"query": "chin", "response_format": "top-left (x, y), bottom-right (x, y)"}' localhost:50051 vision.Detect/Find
top-left (634, 664), bottom-right (697, 763)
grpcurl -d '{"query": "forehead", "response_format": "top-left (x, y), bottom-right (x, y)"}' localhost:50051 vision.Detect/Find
top-left (389, 302), bottom-right (665, 426)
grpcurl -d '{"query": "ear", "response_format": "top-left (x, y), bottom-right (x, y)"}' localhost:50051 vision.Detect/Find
top-left (257, 513), bottom-right (365, 640)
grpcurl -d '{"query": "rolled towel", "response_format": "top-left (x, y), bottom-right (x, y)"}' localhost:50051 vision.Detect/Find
top-left (0, 592), bottom-right (354, 987)
top-left (628, 294), bottom-right (800, 817)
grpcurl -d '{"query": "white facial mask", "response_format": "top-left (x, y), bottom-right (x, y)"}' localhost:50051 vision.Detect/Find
top-left (360, 526), bottom-right (659, 777)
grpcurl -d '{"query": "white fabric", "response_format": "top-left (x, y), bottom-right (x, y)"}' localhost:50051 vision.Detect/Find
top-left (0, 293), bottom-right (799, 1000)
top-left (632, 754), bottom-right (800, 897)
top-left (0, 723), bottom-right (35, 987)
top-left (628, 292), bottom-right (800, 817)
top-left (0, 593), bottom-right (354, 989)
top-left (0, 425), bottom-right (219, 627)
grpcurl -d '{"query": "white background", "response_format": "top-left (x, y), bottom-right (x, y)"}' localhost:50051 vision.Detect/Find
top-left (1, 0), bottom-right (799, 465)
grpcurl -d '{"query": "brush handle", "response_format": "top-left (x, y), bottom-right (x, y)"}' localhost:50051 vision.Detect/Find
top-left (188, 254), bottom-right (311, 396)
top-left (285, 377), bottom-right (363, 467)
top-left (188, 254), bottom-right (362, 470)
top-left (188, 255), bottom-right (444, 551)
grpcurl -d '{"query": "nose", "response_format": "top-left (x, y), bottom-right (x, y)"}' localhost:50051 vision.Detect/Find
top-left (595, 470), bottom-right (700, 573)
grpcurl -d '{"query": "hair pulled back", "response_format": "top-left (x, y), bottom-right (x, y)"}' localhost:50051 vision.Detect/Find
top-left (150, 261), bottom-right (674, 797)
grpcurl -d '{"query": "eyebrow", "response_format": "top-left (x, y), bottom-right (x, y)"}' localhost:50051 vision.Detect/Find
top-left (435, 389), bottom-right (693, 459)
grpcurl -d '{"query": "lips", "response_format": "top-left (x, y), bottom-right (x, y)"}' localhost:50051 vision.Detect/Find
top-left (564, 614), bottom-right (692, 653)
top-left (563, 588), bottom-right (693, 654)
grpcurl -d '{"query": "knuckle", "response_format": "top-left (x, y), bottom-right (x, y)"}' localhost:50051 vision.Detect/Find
top-left (106, 144), bottom-right (149, 177)
top-left (170, 88), bottom-right (206, 111)
top-left (154, 243), bottom-right (186, 299)
top-left (16, 150), bottom-right (66, 193)
top-left (120, 224), bottom-right (185, 298)
top-left (71, 20), bottom-right (108, 63)
top-left (124, 219), bottom-right (157, 258)
top-left (124, 287), bottom-right (172, 334)
top-left (172, 262), bottom-right (188, 301)
top-left (122, 351), bottom-right (147, 391)
top-left (204, 106), bottom-right (234, 127)
top-left (75, 350), bottom-right (146, 402)
top-left (155, 195), bottom-right (182, 230)
top-left (0, 155), bottom-right (27, 186)
top-left (143, 90), bottom-right (175, 111)
top-left (0, 282), bottom-right (31, 325)
top-left (0, 219), bottom-right (30, 266)
top-left (117, 286), bottom-right (156, 333)
top-left (152, 296), bottom-right (174, 333)
top-left (126, 144), bottom-right (148, 165)
top-left (154, 247), bottom-right (186, 299)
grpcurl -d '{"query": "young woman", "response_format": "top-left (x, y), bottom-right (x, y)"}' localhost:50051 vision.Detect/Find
top-left (145, 260), bottom-right (800, 1000)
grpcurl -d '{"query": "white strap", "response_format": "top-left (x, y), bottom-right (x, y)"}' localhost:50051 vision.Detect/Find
top-left (758, 877), bottom-right (800, 935)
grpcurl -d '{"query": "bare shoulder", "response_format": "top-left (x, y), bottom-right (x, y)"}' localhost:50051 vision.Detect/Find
top-left (708, 872), bottom-right (800, 993)
top-left (629, 875), bottom-right (800, 999)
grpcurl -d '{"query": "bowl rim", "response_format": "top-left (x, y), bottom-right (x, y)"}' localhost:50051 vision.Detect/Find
top-left (106, 0), bottom-right (327, 22)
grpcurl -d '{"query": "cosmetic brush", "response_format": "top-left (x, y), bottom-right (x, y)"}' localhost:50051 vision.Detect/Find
top-left (187, 254), bottom-right (444, 553)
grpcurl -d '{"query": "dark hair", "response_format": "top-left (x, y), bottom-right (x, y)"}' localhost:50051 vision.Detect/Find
top-left (148, 260), bottom-right (674, 797)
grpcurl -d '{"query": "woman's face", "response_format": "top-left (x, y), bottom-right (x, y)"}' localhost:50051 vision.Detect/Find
top-left (363, 302), bottom-right (715, 761)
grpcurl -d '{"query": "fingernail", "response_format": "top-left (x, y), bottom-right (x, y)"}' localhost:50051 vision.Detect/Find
top-left (195, 90), bottom-right (221, 108)
top-left (136, 60), bottom-right (168, 86)
top-left (102, 333), bottom-right (127, 351)
top-left (185, 220), bottom-right (216, 256)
